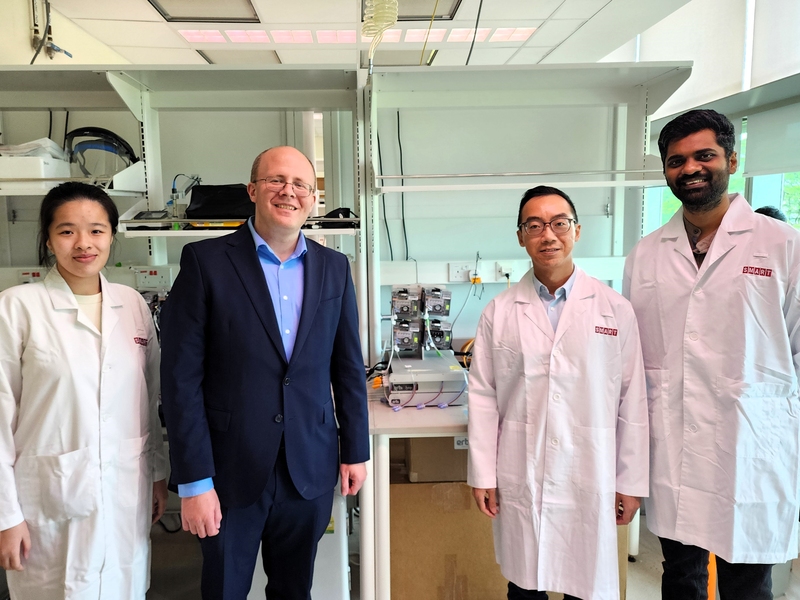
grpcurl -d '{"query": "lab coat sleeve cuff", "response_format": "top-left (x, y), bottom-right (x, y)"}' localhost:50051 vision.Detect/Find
top-left (178, 478), bottom-right (214, 498)
top-left (0, 509), bottom-right (25, 532)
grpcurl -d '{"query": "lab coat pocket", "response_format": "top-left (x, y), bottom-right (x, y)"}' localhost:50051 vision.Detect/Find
top-left (495, 420), bottom-right (530, 502)
top-left (645, 369), bottom-right (670, 440)
top-left (572, 426), bottom-right (615, 494)
top-left (118, 434), bottom-right (152, 509)
top-left (37, 447), bottom-right (99, 522)
top-left (714, 378), bottom-right (793, 459)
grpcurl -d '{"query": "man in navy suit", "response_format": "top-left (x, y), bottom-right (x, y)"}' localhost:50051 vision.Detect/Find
top-left (160, 146), bottom-right (369, 600)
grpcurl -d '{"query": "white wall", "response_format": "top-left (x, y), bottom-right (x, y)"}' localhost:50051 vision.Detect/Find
top-left (602, 0), bottom-right (800, 118)
top-left (376, 103), bottom-right (621, 340)
top-left (0, 0), bottom-right (128, 65)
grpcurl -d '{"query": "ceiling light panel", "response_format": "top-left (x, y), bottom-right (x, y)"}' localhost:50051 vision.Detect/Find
top-left (447, 28), bottom-right (491, 42)
top-left (226, 30), bottom-right (270, 43)
top-left (404, 29), bottom-right (446, 43)
top-left (179, 30), bottom-right (226, 43)
top-left (270, 30), bottom-right (314, 43)
top-left (490, 27), bottom-right (536, 42)
top-left (148, 0), bottom-right (259, 22)
top-left (317, 30), bottom-right (357, 43)
top-left (362, 29), bottom-right (402, 42)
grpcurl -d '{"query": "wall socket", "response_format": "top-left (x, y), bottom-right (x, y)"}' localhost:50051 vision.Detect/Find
top-left (495, 261), bottom-right (514, 281)
top-left (448, 263), bottom-right (473, 282)
top-left (135, 267), bottom-right (173, 291)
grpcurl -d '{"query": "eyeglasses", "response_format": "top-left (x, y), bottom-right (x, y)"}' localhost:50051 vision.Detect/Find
top-left (518, 217), bottom-right (576, 237)
top-left (253, 176), bottom-right (314, 198)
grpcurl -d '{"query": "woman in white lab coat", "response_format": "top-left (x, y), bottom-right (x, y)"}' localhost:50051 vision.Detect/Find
top-left (0, 182), bottom-right (167, 599)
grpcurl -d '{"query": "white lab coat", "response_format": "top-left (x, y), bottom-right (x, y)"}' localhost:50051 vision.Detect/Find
top-left (623, 193), bottom-right (800, 564)
top-left (0, 269), bottom-right (166, 600)
top-left (468, 267), bottom-right (648, 600)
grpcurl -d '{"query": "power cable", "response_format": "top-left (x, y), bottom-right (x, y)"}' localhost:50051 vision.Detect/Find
top-left (376, 132), bottom-right (394, 260)
top-left (465, 0), bottom-right (485, 66)
top-left (420, 0), bottom-right (441, 66)
top-left (396, 111), bottom-right (410, 260)
top-left (30, 0), bottom-right (51, 65)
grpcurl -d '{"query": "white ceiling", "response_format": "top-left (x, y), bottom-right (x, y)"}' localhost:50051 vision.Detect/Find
top-left (47, 0), bottom-right (690, 66)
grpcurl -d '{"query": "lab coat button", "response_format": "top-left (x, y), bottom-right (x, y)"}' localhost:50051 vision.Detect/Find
top-left (274, 414), bottom-right (283, 423)
top-left (283, 377), bottom-right (290, 386)
top-left (553, 393), bottom-right (561, 401)
top-left (689, 424), bottom-right (698, 433)
top-left (551, 438), bottom-right (559, 446)
top-left (689, 332), bottom-right (699, 341)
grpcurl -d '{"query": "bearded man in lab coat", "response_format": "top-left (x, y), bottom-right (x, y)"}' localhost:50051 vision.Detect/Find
top-left (468, 185), bottom-right (649, 600)
top-left (624, 109), bottom-right (800, 600)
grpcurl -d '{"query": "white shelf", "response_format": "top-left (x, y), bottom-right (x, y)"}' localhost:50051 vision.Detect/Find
top-left (377, 179), bottom-right (666, 194)
top-left (121, 227), bottom-right (358, 238)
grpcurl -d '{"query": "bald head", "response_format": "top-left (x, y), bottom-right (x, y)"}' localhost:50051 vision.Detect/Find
top-left (250, 146), bottom-right (316, 188)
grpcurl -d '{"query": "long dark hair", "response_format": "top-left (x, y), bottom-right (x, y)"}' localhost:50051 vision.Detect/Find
top-left (38, 182), bottom-right (119, 267)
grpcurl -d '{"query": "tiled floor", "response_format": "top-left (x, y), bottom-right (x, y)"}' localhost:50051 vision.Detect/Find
top-left (147, 510), bottom-right (800, 600)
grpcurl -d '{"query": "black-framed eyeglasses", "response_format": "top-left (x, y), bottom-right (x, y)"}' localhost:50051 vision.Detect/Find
top-left (518, 217), bottom-right (576, 237)
top-left (252, 176), bottom-right (314, 198)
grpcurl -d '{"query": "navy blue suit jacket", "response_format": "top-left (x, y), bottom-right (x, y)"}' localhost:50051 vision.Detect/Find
top-left (160, 226), bottom-right (370, 507)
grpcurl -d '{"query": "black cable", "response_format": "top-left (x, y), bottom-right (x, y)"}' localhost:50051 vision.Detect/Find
top-left (376, 132), bottom-right (394, 261)
top-left (63, 111), bottom-right (69, 149)
top-left (30, 0), bottom-right (51, 65)
top-left (48, 111), bottom-right (52, 139)
top-left (396, 111), bottom-right (410, 260)
top-left (465, 0), bottom-right (485, 66)
top-left (156, 517), bottom-right (182, 534)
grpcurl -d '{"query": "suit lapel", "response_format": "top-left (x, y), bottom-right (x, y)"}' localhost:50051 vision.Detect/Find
top-left (291, 240), bottom-right (324, 362)
top-left (226, 228), bottom-right (287, 363)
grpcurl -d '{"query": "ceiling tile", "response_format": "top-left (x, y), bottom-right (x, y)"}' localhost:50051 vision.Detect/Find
top-left (251, 0), bottom-right (357, 24)
top-left (362, 49), bottom-right (435, 67)
top-left (112, 46), bottom-right (207, 63)
top-left (526, 19), bottom-right (584, 46)
top-left (555, 0), bottom-right (613, 19)
top-left (428, 48), bottom-right (469, 66)
top-left (477, 0), bottom-right (564, 20)
top-left (507, 47), bottom-right (552, 64)
top-left (74, 19), bottom-right (187, 48)
top-left (276, 49), bottom-right (357, 64)
top-left (49, 0), bottom-right (163, 21)
top-left (201, 49), bottom-right (281, 64)
top-left (463, 47), bottom-right (518, 65)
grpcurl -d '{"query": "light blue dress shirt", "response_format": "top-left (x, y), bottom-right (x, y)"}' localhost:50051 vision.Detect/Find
top-left (532, 267), bottom-right (577, 332)
top-left (177, 219), bottom-right (307, 498)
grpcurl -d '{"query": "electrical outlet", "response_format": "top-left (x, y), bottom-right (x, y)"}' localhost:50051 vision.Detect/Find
top-left (135, 267), bottom-right (173, 291)
top-left (495, 261), bottom-right (513, 281)
top-left (18, 269), bottom-right (44, 284)
top-left (448, 263), bottom-right (472, 282)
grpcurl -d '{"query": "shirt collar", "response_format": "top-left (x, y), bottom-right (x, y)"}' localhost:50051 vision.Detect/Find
top-left (532, 267), bottom-right (577, 301)
top-left (247, 218), bottom-right (307, 264)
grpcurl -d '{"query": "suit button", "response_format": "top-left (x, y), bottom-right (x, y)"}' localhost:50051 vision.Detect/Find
top-left (284, 377), bottom-right (290, 386)
top-left (275, 414), bottom-right (283, 423)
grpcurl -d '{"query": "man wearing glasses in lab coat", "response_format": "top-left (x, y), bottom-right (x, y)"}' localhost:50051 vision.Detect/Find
top-left (469, 185), bottom-right (649, 600)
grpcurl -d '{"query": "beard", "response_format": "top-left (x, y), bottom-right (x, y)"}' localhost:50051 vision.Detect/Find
top-left (668, 169), bottom-right (730, 213)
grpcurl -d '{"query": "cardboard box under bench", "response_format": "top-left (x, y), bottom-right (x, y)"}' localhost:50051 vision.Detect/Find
top-left (389, 482), bottom-right (629, 600)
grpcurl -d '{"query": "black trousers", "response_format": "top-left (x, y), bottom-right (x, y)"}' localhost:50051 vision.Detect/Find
top-left (507, 581), bottom-right (582, 600)
top-left (198, 445), bottom-right (335, 600)
top-left (659, 536), bottom-right (773, 600)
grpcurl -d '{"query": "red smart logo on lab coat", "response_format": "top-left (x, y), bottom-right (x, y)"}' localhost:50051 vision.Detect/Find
top-left (595, 326), bottom-right (618, 336)
top-left (134, 337), bottom-right (149, 347)
top-left (742, 266), bottom-right (773, 277)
